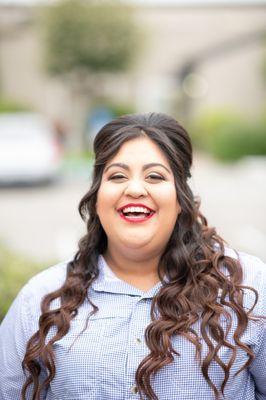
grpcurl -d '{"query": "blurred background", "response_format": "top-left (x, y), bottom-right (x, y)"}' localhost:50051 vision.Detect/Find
top-left (0, 0), bottom-right (265, 319)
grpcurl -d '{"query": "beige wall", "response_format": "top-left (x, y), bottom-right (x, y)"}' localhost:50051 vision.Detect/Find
top-left (0, 4), bottom-right (265, 133)
top-left (0, 8), bottom-right (69, 118)
top-left (132, 6), bottom-right (266, 116)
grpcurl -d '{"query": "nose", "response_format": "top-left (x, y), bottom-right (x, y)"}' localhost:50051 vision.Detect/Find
top-left (123, 179), bottom-right (148, 198)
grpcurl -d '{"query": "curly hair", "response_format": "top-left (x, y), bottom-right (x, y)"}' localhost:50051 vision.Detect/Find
top-left (22, 112), bottom-right (262, 400)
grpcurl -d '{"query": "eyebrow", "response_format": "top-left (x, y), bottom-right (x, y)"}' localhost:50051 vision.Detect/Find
top-left (104, 162), bottom-right (171, 174)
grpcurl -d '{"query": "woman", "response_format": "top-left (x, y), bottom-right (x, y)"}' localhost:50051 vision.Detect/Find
top-left (0, 112), bottom-right (265, 400)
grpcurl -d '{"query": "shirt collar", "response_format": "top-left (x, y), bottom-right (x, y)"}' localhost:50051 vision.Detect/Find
top-left (91, 254), bottom-right (163, 299)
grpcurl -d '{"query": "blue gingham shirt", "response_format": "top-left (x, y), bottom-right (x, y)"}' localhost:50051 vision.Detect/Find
top-left (0, 249), bottom-right (266, 400)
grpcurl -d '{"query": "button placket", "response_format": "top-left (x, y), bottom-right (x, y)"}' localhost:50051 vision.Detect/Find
top-left (130, 384), bottom-right (138, 394)
top-left (124, 297), bottom-right (153, 399)
top-left (130, 299), bottom-right (147, 351)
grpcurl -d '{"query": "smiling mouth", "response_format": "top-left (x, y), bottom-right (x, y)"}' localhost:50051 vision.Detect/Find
top-left (118, 210), bottom-right (156, 223)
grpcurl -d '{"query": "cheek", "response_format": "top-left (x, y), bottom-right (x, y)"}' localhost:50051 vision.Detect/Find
top-left (158, 185), bottom-right (180, 207)
top-left (96, 184), bottom-right (123, 213)
top-left (157, 188), bottom-right (181, 223)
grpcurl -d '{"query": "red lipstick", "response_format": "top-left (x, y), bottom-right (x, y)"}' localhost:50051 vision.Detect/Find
top-left (117, 203), bottom-right (155, 212)
top-left (118, 211), bottom-right (155, 223)
top-left (117, 203), bottom-right (156, 223)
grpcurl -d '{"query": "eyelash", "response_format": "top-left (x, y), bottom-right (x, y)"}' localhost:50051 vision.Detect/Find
top-left (109, 174), bottom-right (165, 181)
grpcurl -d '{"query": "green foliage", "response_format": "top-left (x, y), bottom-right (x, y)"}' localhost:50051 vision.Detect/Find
top-left (91, 98), bottom-right (135, 117)
top-left (41, 0), bottom-right (138, 75)
top-left (0, 243), bottom-right (45, 321)
top-left (190, 109), bottom-right (266, 161)
top-left (261, 41), bottom-right (266, 84)
top-left (105, 102), bottom-right (135, 118)
top-left (0, 98), bottom-right (32, 113)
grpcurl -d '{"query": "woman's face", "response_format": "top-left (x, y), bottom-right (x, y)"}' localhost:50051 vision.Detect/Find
top-left (96, 136), bottom-right (181, 257)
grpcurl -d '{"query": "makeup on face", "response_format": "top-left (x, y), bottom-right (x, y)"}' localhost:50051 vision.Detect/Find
top-left (96, 137), bottom-right (181, 253)
top-left (117, 203), bottom-right (156, 223)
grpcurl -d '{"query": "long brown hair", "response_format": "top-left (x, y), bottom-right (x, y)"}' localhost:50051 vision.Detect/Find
top-left (22, 112), bottom-right (261, 400)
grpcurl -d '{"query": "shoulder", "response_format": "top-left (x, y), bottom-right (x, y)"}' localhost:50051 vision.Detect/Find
top-left (16, 259), bottom-right (71, 324)
top-left (224, 247), bottom-right (266, 314)
top-left (21, 259), bottom-right (70, 300)
top-left (0, 259), bottom-right (72, 340)
top-left (224, 247), bottom-right (266, 286)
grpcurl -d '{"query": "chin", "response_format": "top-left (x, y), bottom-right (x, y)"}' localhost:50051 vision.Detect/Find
top-left (121, 238), bottom-right (154, 250)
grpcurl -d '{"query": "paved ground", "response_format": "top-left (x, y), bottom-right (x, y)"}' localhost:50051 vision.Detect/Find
top-left (0, 153), bottom-right (265, 265)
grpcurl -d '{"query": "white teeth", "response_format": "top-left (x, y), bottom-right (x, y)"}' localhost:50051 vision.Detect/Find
top-left (122, 206), bottom-right (151, 213)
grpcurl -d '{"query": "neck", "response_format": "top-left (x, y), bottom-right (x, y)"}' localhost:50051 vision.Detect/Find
top-left (103, 246), bottom-right (161, 291)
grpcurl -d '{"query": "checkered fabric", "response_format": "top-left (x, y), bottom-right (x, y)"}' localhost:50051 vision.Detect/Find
top-left (0, 249), bottom-right (265, 399)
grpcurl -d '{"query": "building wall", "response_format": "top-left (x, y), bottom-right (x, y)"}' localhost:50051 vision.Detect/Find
top-left (0, 4), bottom-right (265, 133)
top-left (0, 7), bottom-right (69, 120)
top-left (131, 6), bottom-right (266, 117)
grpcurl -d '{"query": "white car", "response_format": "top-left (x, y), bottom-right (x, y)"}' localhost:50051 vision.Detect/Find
top-left (0, 113), bottom-right (62, 185)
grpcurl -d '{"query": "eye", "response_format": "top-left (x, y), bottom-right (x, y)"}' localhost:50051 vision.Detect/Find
top-left (108, 174), bottom-right (126, 180)
top-left (147, 174), bottom-right (165, 181)
top-left (107, 173), bottom-right (165, 181)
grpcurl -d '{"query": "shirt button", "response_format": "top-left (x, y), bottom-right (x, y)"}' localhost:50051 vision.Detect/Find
top-left (130, 384), bottom-right (138, 394)
top-left (135, 338), bottom-right (141, 344)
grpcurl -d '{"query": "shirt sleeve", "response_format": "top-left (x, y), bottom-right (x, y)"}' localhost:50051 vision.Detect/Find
top-left (248, 322), bottom-right (266, 400)
top-left (245, 257), bottom-right (266, 400)
top-left (0, 285), bottom-right (47, 400)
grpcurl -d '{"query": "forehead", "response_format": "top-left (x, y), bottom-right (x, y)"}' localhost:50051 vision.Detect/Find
top-left (107, 136), bottom-right (170, 165)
